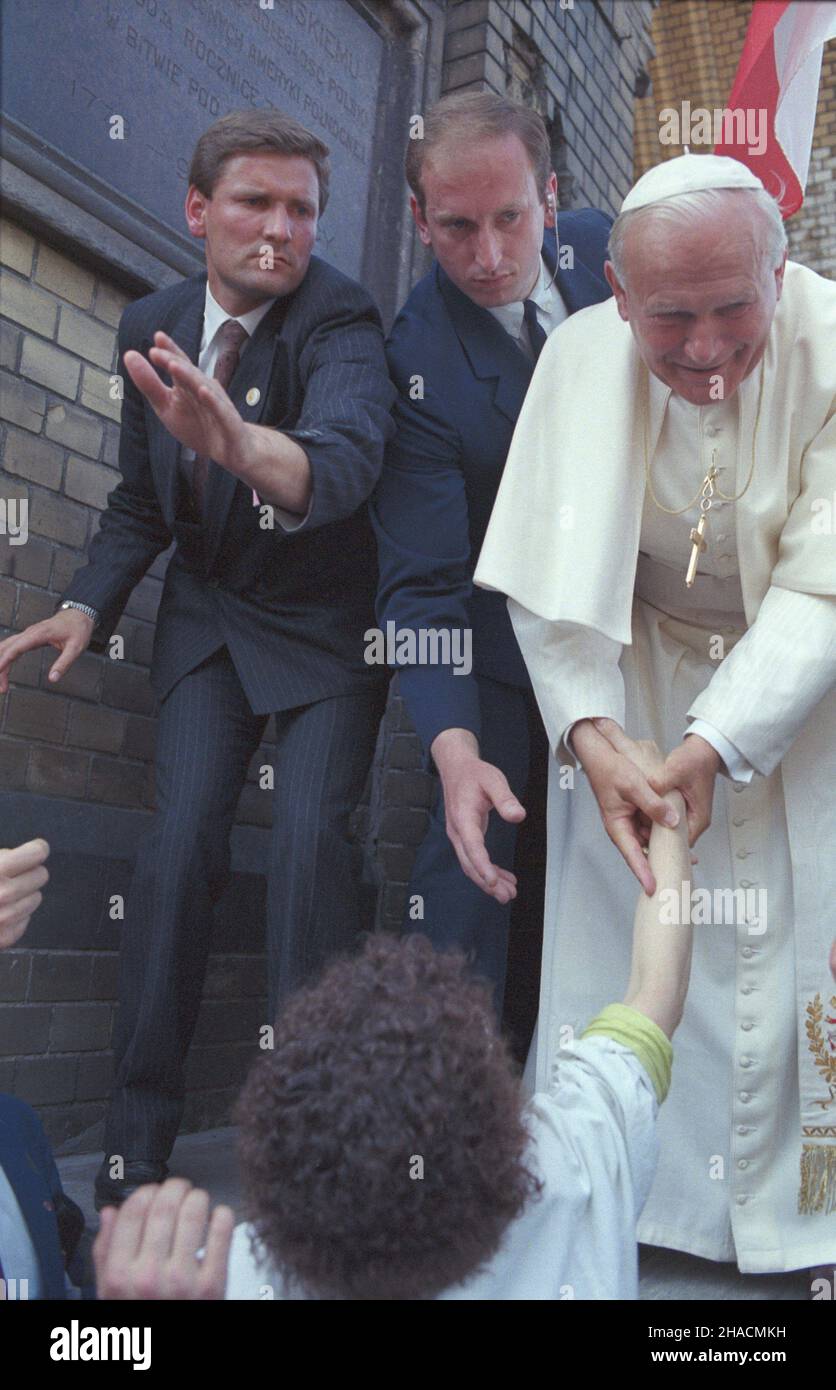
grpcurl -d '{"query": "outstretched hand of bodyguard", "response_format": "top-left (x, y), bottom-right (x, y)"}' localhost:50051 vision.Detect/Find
top-left (124, 332), bottom-right (247, 471)
top-left (430, 728), bottom-right (525, 904)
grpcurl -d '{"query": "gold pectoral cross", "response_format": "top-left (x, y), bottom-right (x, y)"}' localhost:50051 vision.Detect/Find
top-left (686, 513), bottom-right (708, 587)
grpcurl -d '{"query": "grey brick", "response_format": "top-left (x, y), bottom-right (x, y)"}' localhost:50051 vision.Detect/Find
top-left (378, 807), bottom-right (429, 844)
top-left (185, 1042), bottom-right (256, 1090)
top-left (28, 487), bottom-right (88, 548)
top-left (80, 364), bottom-right (121, 423)
top-left (0, 318), bottom-right (21, 370)
top-left (0, 581), bottom-right (14, 627)
top-left (93, 281), bottom-right (131, 329)
top-left (0, 271), bottom-right (57, 336)
top-left (102, 661), bottom-right (156, 715)
top-left (0, 368), bottom-right (46, 432)
top-left (2, 426), bottom-right (64, 491)
top-left (44, 401), bottom-right (103, 457)
top-left (39, 1101), bottom-right (105, 1153)
top-left (65, 455), bottom-right (116, 510)
top-left (50, 546), bottom-right (87, 594)
top-left (0, 1058), bottom-right (14, 1090)
top-left (49, 649), bottom-right (104, 702)
top-left (181, 1088), bottom-right (236, 1135)
top-left (68, 701), bottom-right (126, 753)
top-left (30, 952), bottom-right (94, 1001)
top-left (102, 422), bottom-right (120, 466)
top-left (14, 583), bottom-right (55, 630)
top-left (121, 713), bottom-right (157, 762)
top-left (444, 0), bottom-right (491, 35)
top-left (0, 1004), bottom-right (52, 1055)
top-left (87, 755), bottom-right (148, 808)
top-left (192, 999), bottom-right (265, 1047)
top-left (49, 1002), bottom-right (112, 1052)
top-left (1, 641), bottom-right (42, 688)
top-left (57, 307), bottom-right (117, 370)
top-left (4, 688), bottom-right (68, 744)
top-left (90, 953), bottom-right (119, 1000)
top-left (0, 952), bottom-right (30, 1000)
top-left (15, 1055), bottom-right (77, 1105)
top-left (26, 745), bottom-right (89, 799)
top-left (34, 245), bottom-right (95, 309)
top-left (0, 738), bottom-right (29, 790)
top-left (75, 1051), bottom-right (114, 1101)
top-left (7, 533), bottom-right (52, 583)
top-left (20, 336), bottom-right (81, 400)
top-left (0, 219), bottom-right (35, 276)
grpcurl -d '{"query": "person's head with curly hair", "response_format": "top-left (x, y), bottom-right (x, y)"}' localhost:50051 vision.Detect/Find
top-left (234, 933), bottom-right (541, 1300)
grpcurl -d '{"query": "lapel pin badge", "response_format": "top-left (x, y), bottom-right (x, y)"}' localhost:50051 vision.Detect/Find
top-left (246, 387), bottom-right (261, 407)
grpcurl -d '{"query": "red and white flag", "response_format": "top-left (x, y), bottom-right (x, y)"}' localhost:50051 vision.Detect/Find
top-left (714, 0), bottom-right (836, 216)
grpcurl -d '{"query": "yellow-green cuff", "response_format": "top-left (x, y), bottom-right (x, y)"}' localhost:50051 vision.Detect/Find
top-left (581, 1003), bottom-right (673, 1104)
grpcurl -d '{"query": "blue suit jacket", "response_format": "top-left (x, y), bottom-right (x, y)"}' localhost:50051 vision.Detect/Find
top-left (0, 1093), bottom-right (88, 1299)
top-left (370, 212), bottom-right (612, 755)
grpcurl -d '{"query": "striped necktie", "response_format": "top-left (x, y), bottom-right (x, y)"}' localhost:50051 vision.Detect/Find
top-left (191, 318), bottom-right (249, 514)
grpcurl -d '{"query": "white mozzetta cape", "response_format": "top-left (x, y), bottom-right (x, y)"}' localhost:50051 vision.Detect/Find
top-left (475, 261), bottom-right (836, 1215)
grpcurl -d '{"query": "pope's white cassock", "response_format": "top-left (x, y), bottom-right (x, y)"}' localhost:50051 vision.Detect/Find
top-left (474, 226), bottom-right (836, 1270)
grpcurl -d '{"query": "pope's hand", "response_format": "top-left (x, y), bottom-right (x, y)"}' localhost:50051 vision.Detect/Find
top-left (93, 1178), bottom-right (235, 1300)
top-left (430, 729), bottom-right (524, 904)
top-left (123, 332), bottom-right (248, 472)
top-left (572, 718), bottom-right (680, 895)
top-left (651, 734), bottom-right (720, 848)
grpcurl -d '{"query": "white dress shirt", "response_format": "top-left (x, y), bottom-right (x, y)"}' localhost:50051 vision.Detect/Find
top-left (0, 1162), bottom-right (42, 1300)
top-left (486, 255), bottom-right (568, 359)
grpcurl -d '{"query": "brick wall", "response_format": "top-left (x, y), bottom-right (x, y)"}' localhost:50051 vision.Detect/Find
top-left (0, 218), bottom-right (277, 1149)
top-left (634, 0), bottom-right (836, 279)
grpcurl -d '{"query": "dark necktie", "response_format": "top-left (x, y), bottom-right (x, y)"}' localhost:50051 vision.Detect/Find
top-left (523, 298), bottom-right (548, 362)
top-left (191, 318), bottom-right (249, 514)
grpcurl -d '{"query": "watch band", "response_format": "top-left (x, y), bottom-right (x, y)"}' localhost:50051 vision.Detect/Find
top-left (60, 600), bottom-right (100, 624)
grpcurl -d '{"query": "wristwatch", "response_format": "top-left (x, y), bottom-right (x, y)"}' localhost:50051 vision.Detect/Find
top-left (59, 600), bottom-right (100, 624)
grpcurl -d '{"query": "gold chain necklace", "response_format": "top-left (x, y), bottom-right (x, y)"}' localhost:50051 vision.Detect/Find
top-left (643, 358), bottom-right (765, 586)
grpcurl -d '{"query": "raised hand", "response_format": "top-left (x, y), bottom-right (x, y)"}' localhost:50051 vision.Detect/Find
top-left (123, 332), bottom-right (248, 471)
top-left (0, 839), bottom-right (50, 949)
top-left (93, 1177), bottom-right (235, 1300)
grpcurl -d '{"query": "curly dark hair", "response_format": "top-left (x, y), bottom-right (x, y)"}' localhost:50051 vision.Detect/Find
top-left (234, 934), bottom-right (541, 1300)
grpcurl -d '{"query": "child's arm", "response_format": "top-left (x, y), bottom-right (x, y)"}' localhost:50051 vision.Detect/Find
top-left (622, 782), bottom-right (692, 1039)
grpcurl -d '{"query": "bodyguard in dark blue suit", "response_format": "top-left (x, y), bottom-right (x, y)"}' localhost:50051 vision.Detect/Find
top-left (0, 112), bottom-right (394, 1203)
top-left (371, 95), bottom-right (611, 1041)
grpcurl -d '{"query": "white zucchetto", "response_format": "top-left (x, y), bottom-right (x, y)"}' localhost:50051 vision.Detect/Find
top-left (621, 152), bottom-right (766, 213)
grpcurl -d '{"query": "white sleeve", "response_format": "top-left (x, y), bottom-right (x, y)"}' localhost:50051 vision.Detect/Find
top-left (507, 598), bottom-right (625, 765)
top-left (687, 588), bottom-right (836, 777)
top-left (685, 719), bottom-right (755, 783)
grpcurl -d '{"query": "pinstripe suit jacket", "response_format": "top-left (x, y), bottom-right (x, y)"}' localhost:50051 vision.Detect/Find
top-left (62, 260), bottom-right (396, 714)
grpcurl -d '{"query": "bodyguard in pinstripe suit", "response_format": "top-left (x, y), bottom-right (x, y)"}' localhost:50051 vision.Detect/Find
top-left (0, 112), bottom-right (395, 1205)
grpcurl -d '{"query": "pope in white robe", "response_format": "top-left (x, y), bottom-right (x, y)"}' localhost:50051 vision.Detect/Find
top-left (474, 153), bottom-right (836, 1275)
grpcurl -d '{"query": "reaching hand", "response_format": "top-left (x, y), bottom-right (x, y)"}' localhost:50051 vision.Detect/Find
top-left (0, 839), bottom-right (50, 949)
top-left (572, 718), bottom-right (680, 895)
top-left (123, 332), bottom-right (248, 471)
top-left (93, 1178), bottom-right (235, 1300)
top-left (430, 729), bottom-right (524, 904)
top-left (0, 608), bottom-right (94, 693)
